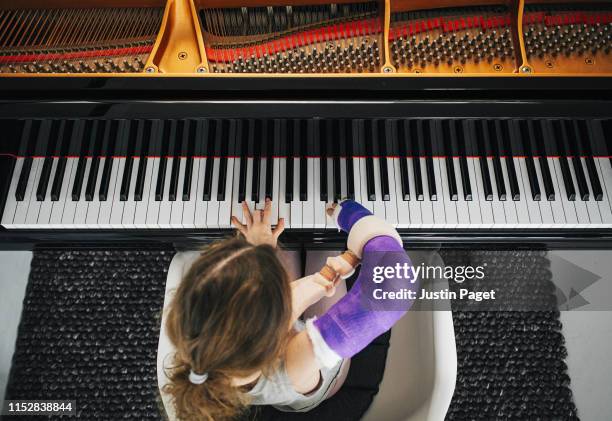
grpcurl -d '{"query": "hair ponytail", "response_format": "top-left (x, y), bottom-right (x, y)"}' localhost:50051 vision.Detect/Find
top-left (163, 238), bottom-right (292, 420)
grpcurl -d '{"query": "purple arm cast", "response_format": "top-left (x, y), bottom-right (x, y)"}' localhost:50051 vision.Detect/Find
top-left (313, 201), bottom-right (418, 359)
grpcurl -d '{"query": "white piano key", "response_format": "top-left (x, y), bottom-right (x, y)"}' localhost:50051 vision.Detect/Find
top-left (453, 157), bottom-right (471, 228)
top-left (37, 158), bottom-right (58, 227)
top-left (312, 158), bottom-right (325, 229)
top-left (340, 157), bottom-right (348, 200)
top-left (465, 157), bottom-right (482, 228)
top-left (595, 158), bottom-right (612, 227)
top-left (406, 158), bottom-right (422, 228)
top-left (358, 157), bottom-right (374, 214)
top-left (61, 159), bottom-right (80, 228)
top-left (85, 158), bottom-right (105, 228)
top-left (145, 157), bottom-right (161, 228)
top-left (551, 158), bottom-right (577, 228)
top-left (170, 158), bottom-right (186, 228)
top-left (205, 158), bottom-right (220, 228)
top-left (513, 157), bottom-right (532, 228)
top-left (371, 158), bottom-right (386, 220)
top-left (230, 158), bottom-right (243, 229)
top-left (109, 158), bottom-right (126, 229)
top-left (567, 158), bottom-right (591, 228)
top-left (98, 158), bottom-right (121, 228)
top-left (487, 157), bottom-right (506, 227)
top-left (326, 157), bottom-right (334, 228)
top-left (533, 158), bottom-right (554, 228)
top-left (420, 158), bottom-right (435, 228)
top-left (278, 158), bottom-right (291, 227)
top-left (289, 157), bottom-right (302, 229)
top-left (49, 158), bottom-right (75, 228)
top-left (194, 158), bottom-right (208, 229)
top-left (517, 158), bottom-right (542, 228)
top-left (19, 159), bottom-right (42, 228)
top-left (385, 158), bottom-right (399, 227)
top-left (134, 158), bottom-right (154, 229)
top-left (351, 157), bottom-right (362, 207)
top-left (547, 158), bottom-right (566, 228)
top-left (499, 158), bottom-right (518, 228)
top-left (73, 158), bottom-right (91, 227)
top-left (218, 157), bottom-right (235, 229)
top-left (1, 158), bottom-right (24, 227)
top-left (241, 158), bottom-right (253, 224)
top-left (437, 158), bottom-right (455, 228)
top-left (158, 158), bottom-right (174, 228)
top-left (580, 158), bottom-right (602, 226)
top-left (394, 158), bottom-right (411, 229)
top-left (270, 158), bottom-right (280, 227)
top-left (472, 158), bottom-right (494, 228)
top-left (121, 157), bottom-right (140, 229)
top-left (255, 157), bottom-right (266, 210)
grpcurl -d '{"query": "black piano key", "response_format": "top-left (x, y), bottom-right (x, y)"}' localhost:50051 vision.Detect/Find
top-left (552, 120), bottom-right (576, 201)
top-left (299, 120), bottom-right (308, 202)
top-left (603, 120), bottom-right (612, 168)
top-left (345, 120), bottom-right (355, 200)
top-left (169, 157), bottom-right (180, 201)
top-left (397, 120), bottom-right (410, 201)
top-left (120, 120), bottom-right (140, 201)
top-left (265, 121), bottom-right (274, 201)
top-left (475, 121), bottom-right (493, 201)
top-left (577, 120), bottom-right (603, 201)
top-left (72, 120), bottom-right (92, 201)
top-left (409, 120), bottom-right (424, 201)
top-left (237, 120), bottom-right (249, 203)
top-left (16, 120), bottom-right (41, 201)
top-left (50, 121), bottom-right (74, 201)
top-left (499, 120), bottom-right (519, 201)
top-left (100, 121), bottom-right (121, 201)
top-left (364, 120), bottom-right (376, 201)
top-left (182, 121), bottom-right (196, 201)
top-left (218, 120), bottom-right (230, 201)
top-left (155, 121), bottom-right (173, 201)
top-left (332, 121), bottom-right (342, 202)
top-left (318, 120), bottom-right (328, 202)
top-left (532, 120), bottom-right (555, 201)
top-left (442, 120), bottom-right (458, 201)
top-left (565, 120), bottom-right (589, 200)
top-left (422, 121), bottom-right (437, 201)
top-left (134, 120), bottom-right (153, 202)
top-left (455, 120), bottom-right (472, 201)
top-left (251, 119), bottom-right (262, 202)
top-left (518, 120), bottom-right (541, 201)
top-left (377, 120), bottom-right (390, 201)
top-left (486, 120), bottom-right (507, 201)
top-left (285, 120), bottom-right (294, 203)
top-left (36, 120), bottom-right (61, 201)
top-left (85, 121), bottom-right (106, 201)
top-left (16, 158), bottom-right (32, 201)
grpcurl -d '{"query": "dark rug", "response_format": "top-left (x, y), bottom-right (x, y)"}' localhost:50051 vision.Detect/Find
top-left (4, 248), bottom-right (174, 420)
top-left (441, 250), bottom-right (578, 421)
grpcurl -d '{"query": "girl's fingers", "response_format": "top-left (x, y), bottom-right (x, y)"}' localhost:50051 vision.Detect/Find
top-left (231, 216), bottom-right (247, 235)
top-left (273, 218), bottom-right (285, 238)
top-left (263, 198), bottom-right (272, 223)
top-left (325, 255), bottom-right (354, 276)
top-left (241, 201), bottom-right (253, 227)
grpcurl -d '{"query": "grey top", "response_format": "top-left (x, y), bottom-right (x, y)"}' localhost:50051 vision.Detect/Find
top-left (246, 320), bottom-right (344, 412)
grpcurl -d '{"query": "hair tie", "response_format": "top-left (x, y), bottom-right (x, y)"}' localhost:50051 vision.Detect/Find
top-left (189, 370), bottom-right (209, 385)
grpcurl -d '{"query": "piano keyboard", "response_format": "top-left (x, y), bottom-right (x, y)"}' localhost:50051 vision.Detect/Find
top-left (2, 117), bottom-right (612, 231)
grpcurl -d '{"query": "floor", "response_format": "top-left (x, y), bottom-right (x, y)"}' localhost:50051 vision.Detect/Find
top-left (0, 250), bottom-right (611, 420)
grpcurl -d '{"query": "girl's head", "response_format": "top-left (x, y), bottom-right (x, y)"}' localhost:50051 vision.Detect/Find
top-left (164, 237), bottom-right (292, 420)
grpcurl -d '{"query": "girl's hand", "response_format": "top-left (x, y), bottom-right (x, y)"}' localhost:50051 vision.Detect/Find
top-left (231, 199), bottom-right (285, 248)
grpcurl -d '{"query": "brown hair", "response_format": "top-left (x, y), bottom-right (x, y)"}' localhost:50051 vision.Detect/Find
top-left (163, 237), bottom-right (293, 420)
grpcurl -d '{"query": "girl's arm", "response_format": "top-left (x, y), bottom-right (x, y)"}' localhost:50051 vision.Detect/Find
top-left (286, 200), bottom-right (419, 391)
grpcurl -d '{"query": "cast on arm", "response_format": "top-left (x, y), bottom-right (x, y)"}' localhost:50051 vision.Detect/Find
top-left (306, 200), bottom-right (419, 368)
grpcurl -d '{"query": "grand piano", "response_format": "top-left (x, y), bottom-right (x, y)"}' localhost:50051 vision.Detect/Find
top-left (0, 0), bottom-right (611, 249)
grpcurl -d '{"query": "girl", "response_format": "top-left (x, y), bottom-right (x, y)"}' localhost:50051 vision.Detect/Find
top-left (159, 199), bottom-right (417, 420)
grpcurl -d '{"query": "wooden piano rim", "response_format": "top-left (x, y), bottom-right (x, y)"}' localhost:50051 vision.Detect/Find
top-left (0, 72), bottom-right (611, 77)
